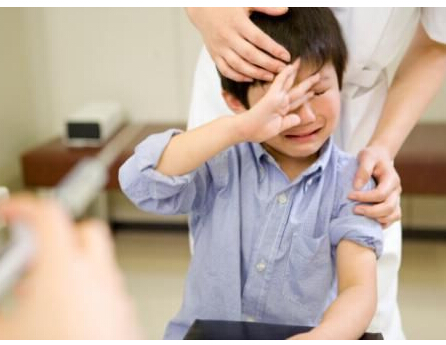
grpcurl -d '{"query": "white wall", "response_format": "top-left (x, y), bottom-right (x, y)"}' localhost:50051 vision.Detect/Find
top-left (22, 8), bottom-right (202, 138)
top-left (0, 8), bottom-right (36, 189)
top-left (1, 7), bottom-right (445, 191)
top-left (20, 7), bottom-right (445, 136)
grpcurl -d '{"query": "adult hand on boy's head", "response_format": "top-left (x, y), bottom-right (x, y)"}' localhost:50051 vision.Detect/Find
top-left (0, 194), bottom-right (141, 339)
top-left (186, 7), bottom-right (291, 82)
top-left (348, 146), bottom-right (402, 228)
top-left (236, 59), bottom-right (320, 143)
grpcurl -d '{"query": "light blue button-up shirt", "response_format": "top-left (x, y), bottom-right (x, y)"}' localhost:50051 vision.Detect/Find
top-left (119, 129), bottom-right (383, 340)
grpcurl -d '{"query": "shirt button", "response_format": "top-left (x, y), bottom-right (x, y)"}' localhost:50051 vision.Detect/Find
top-left (246, 316), bottom-right (256, 322)
top-left (256, 261), bottom-right (266, 272)
top-left (277, 193), bottom-right (287, 204)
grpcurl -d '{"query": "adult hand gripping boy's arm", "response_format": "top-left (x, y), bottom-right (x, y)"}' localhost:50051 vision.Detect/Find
top-left (156, 59), bottom-right (319, 177)
top-left (289, 240), bottom-right (377, 340)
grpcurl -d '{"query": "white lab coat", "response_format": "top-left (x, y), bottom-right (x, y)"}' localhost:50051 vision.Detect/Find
top-left (187, 8), bottom-right (446, 339)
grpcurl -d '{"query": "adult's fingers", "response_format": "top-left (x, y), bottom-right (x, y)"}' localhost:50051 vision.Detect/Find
top-left (224, 47), bottom-right (274, 81)
top-left (251, 7), bottom-right (289, 16)
top-left (350, 170), bottom-right (401, 203)
top-left (77, 219), bottom-right (116, 267)
top-left (354, 188), bottom-right (400, 218)
top-left (378, 205), bottom-right (402, 228)
top-left (0, 194), bottom-right (73, 245)
top-left (0, 194), bottom-right (41, 223)
top-left (76, 219), bottom-right (129, 306)
top-left (214, 56), bottom-right (251, 82)
top-left (232, 36), bottom-right (286, 76)
top-left (243, 8), bottom-right (291, 62)
top-left (353, 150), bottom-right (376, 190)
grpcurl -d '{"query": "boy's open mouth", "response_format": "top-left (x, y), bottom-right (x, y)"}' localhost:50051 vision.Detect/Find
top-left (284, 128), bottom-right (322, 139)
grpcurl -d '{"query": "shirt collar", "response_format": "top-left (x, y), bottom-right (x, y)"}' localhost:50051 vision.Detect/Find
top-left (251, 136), bottom-right (334, 178)
top-left (302, 136), bottom-right (333, 178)
top-left (252, 142), bottom-right (272, 165)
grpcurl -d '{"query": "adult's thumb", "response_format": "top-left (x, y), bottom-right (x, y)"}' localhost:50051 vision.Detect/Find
top-left (251, 7), bottom-right (289, 16)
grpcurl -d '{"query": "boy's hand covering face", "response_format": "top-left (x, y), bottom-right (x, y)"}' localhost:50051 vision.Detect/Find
top-left (236, 59), bottom-right (320, 143)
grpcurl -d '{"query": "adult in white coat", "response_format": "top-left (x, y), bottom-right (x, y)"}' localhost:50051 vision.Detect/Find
top-left (186, 8), bottom-right (446, 339)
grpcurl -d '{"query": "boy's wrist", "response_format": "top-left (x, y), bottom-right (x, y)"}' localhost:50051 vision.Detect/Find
top-left (228, 113), bottom-right (251, 144)
top-left (288, 327), bottom-right (332, 340)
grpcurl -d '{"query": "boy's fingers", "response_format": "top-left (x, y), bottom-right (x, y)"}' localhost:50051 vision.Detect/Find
top-left (288, 74), bottom-right (320, 101)
top-left (272, 63), bottom-right (299, 92)
top-left (280, 114), bottom-right (301, 131)
top-left (289, 91), bottom-right (314, 110)
top-left (269, 65), bottom-right (292, 92)
top-left (291, 57), bottom-right (301, 71)
top-left (283, 67), bottom-right (297, 91)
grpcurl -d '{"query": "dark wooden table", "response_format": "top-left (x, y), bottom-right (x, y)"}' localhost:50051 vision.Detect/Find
top-left (22, 123), bottom-right (445, 195)
top-left (21, 123), bottom-right (186, 190)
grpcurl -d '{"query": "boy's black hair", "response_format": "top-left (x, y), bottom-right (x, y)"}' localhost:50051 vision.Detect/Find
top-left (219, 8), bottom-right (348, 109)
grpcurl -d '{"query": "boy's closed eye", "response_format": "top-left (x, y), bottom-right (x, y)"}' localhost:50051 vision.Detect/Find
top-left (311, 74), bottom-right (334, 96)
top-left (314, 89), bottom-right (328, 96)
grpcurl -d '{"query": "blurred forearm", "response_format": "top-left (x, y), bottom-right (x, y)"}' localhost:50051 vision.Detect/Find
top-left (368, 24), bottom-right (446, 158)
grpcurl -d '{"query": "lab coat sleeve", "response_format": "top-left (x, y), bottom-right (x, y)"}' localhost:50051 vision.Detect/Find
top-left (421, 8), bottom-right (446, 44)
top-left (187, 47), bottom-right (231, 130)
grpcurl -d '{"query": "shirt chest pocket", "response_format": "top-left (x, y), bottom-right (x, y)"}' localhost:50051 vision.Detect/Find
top-left (282, 231), bottom-right (334, 311)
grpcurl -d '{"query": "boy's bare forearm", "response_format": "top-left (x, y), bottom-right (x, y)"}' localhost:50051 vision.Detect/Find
top-left (156, 115), bottom-right (243, 176)
top-left (304, 284), bottom-right (376, 339)
top-left (290, 240), bottom-right (377, 340)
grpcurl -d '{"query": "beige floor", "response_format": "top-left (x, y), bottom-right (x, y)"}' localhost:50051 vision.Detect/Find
top-left (114, 229), bottom-right (446, 340)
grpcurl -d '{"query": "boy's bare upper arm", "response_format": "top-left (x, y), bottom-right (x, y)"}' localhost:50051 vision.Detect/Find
top-left (336, 240), bottom-right (377, 294)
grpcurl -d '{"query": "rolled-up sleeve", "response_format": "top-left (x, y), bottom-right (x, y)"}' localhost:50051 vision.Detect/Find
top-left (118, 129), bottom-right (211, 215)
top-left (329, 163), bottom-right (383, 258)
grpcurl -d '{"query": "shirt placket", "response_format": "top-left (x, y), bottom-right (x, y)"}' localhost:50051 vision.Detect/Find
top-left (242, 185), bottom-right (295, 322)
